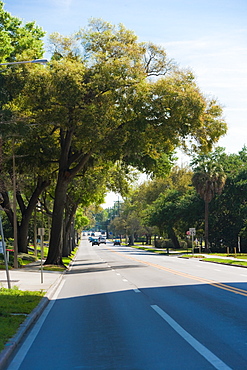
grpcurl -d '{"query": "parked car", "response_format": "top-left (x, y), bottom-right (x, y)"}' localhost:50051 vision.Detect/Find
top-left (91, 237), bottom-right (99, 246)
top-left (113, 239), bottom-right (121, 246)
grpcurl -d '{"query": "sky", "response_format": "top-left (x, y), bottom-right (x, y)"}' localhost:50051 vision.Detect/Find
top-left (3, 0), bottom-right (247, 207)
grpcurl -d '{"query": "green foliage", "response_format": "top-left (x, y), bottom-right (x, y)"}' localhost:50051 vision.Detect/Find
top-left (1, 18), bottom-right (227, 263)
top-left (192, 155), bottom-right (226, 203)
top-left (154, 238), bottom-right (187, 249)
top-left (0, 1), bottom-right (45, 63)
top-left (75, 208), bottom-right (89, 232)
top-left (0, 287), bottom-right (44, 350)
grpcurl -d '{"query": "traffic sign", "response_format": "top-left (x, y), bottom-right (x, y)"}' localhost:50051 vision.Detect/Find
top-left (189, 228), bottom-right (196, 235)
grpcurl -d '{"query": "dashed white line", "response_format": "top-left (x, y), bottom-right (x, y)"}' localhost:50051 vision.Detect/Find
top-left (152, 305), bottom-right (232, 370)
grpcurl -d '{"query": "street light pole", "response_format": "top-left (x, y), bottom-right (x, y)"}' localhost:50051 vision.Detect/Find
top-left (12, 139), bottom-right (18, 269)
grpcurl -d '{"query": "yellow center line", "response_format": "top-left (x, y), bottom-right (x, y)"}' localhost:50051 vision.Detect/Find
top-left (106, 246), bottom-right (247, 297)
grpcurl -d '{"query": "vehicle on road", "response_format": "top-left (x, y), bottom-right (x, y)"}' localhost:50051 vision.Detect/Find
top-left (91, 237), bottom-right (100, 246)
top-left (113, 239), bottom-right (121, 245)
top-left (99, 236), bottom-right (106, 244)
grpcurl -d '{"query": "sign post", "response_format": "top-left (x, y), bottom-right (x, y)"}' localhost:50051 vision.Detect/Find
top-left (189, 228), bottom-right (196, 255)
top-left (38, 228), bottom-right (45, 283)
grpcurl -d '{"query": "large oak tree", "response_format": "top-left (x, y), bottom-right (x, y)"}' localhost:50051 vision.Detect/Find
top-left (4, 19), bottom-right (227, 265)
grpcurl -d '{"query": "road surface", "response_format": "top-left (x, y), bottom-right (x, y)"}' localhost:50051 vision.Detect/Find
top-left (7, 237), bottom-right (247, 369)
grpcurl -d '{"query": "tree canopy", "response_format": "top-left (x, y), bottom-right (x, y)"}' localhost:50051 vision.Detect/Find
top-left (0, 1), bottom-right (45, 63)
top-left (1, 17), bottom-right (228, 264)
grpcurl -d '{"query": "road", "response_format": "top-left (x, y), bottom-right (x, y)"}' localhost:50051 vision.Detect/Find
top-left (7, 237), bottom-right (247, 369)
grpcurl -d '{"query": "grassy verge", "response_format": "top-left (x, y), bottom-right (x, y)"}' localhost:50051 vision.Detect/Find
top-left (181, 254), bottom-right (247, 267)
top-left (43, 248), bottom-right (77, 271)
top-left (202, 258), bottom-right (247, 267)
top-left (130, 244), bottom-right (189, 255)
top-left (0, 287), bottom-right (45, 351)
top-left (0, 247), bottom-right (77, 271)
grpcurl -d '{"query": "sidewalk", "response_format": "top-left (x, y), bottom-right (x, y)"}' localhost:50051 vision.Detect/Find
top-left (0, 260), bottom-right (63, 291)
top-left (0, 261), bottom-right (64, 370)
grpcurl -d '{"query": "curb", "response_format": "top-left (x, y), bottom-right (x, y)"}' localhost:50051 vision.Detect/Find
top-left (0, 272), bottom-right (64, 370)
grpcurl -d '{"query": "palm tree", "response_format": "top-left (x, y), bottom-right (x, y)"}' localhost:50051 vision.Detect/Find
top-left (192, 161), bottom-right (226, 251)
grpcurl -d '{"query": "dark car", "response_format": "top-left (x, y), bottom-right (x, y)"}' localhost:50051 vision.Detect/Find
top-left (91, 237), bottom-right (99, 246)
top-left (113, 239), bottom-right (121, 246)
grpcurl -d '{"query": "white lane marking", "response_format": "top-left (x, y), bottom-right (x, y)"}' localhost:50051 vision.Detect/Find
top-left (151, 305), bottom-right (232, 370)
top-left (116, 273), bottom-right (120, 276)
top-left (122, 278), bottom-right (128, 282)
top-left (7, 279), bottom-right (66, 370)
top-left (133, 289), bottom-right (141, 293)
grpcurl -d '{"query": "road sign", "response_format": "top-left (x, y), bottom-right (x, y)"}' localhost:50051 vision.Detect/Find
top-left (189, 228), bottom-right (196, 235)
top-left (38, 228), bottom-right (45, 236)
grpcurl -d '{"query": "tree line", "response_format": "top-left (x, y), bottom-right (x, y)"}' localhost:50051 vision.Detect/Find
top-left (107, 148), bottom-right (247, 253)
top-left (0, 3), bottom-right (227, 265)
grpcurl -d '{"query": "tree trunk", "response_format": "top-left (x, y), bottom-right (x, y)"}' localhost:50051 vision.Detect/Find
top-left (204, 200), bottom-right (209, 252)
top-left (63, 202), bottom-right (77, 257)
top-left (1, 178), bottom-right (50, 253)
top-left (45, 174), bottom-right (69, 265)
top-left (168, 227), bottom-right (180, 249)
top-left (18, 216), bottom-right (29, 253)
top-left (129, 233), bottom-right (134, 246)
top-left (45, 128), bottom-right (91, 265)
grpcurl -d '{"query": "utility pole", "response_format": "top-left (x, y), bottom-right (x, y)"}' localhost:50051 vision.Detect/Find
top-left (12, 139), bottom-right (18, 268)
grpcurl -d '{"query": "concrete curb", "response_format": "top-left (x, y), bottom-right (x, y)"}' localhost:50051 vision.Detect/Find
top-left (0, 272), bottom-right (64, 370)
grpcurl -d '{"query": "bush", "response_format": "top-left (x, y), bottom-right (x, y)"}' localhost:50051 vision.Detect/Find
top-left (154, 238), bottom-right (187, 249)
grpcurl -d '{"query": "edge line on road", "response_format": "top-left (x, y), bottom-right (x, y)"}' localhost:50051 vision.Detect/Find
top-left (7, 279), bottom-right (66, 370)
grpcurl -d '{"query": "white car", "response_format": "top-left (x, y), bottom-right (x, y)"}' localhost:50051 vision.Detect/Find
top-left (99, 236), bottom-right (106, 244)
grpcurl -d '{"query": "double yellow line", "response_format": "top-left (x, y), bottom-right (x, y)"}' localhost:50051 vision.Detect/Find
top-left (106, 246), bottom-right (247, 297)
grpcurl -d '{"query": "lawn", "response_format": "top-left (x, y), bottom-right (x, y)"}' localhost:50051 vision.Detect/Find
top-left (202, 257), bottom-right (247, 267)
top-left (180, 254), bottom-right (247, 267)
top-left (0, 287), bottom-right (45, 351)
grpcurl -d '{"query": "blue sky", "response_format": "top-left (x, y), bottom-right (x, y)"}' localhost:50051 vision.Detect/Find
top-left (3, 0), bottom-right (247, 206)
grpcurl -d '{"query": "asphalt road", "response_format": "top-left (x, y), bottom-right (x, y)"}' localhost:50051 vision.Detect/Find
top-left (6, 238), bottom-right (247, 369)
